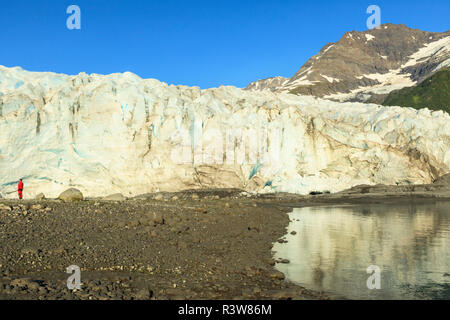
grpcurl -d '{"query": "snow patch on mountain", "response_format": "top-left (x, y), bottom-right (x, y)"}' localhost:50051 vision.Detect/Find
top-left (321, 75), bottom-right (340, 83)
top-left (402, 36), bottom-right (450, 69)
top-left (365, 34), bottom-right (375, 41)
top-left (324, 36), bottom-right (450, 101)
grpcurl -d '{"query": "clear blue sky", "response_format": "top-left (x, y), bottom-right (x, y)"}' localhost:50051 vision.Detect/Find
top-left (0, 0), bottom-right (448, 88)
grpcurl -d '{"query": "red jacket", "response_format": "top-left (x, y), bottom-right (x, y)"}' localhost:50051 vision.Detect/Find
top-left (18, 181), bottom-right (23, 191)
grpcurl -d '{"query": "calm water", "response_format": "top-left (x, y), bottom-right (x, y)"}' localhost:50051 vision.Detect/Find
top-left (272, 201), bottom-right (450, 300)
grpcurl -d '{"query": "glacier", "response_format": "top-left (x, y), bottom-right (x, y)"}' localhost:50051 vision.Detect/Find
top-left (0, 65), bottom-right (449, 198)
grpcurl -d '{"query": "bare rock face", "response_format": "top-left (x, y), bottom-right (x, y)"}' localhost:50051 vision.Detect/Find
top-left (103, 193), bottom-right (126, 201)
top-left (434, 173), bottom-right (450, 185)
top-left (246, 24), bottom-right (450, 102)
top-left (338, 172), bottom-right (450, 195)
top-left (58, 188), bottom-right (84, 202)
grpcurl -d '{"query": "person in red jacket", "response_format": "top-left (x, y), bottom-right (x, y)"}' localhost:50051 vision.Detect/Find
top-left (18, 179), bottom-right (24, 200)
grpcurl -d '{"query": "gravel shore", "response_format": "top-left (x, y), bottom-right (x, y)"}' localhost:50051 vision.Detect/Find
top-left (1, 174), bottom-right (448, 300)
top-left (0, 190), bottom-right (328, 300)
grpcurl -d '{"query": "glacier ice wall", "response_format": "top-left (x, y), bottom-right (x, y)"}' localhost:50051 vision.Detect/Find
top-left (0, 65), bottom-right (449, 198)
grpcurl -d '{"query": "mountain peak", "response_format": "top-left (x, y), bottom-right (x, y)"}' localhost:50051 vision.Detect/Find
top-left (245, 24), bottom-right (450, 103)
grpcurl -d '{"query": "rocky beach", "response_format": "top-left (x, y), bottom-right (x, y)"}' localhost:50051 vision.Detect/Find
top-left (0, 175), bottom-right (448, 300)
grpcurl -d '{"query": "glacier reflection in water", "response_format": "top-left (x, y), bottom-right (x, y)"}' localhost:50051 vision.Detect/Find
top-left (272, 201), bottom-right (450, 299)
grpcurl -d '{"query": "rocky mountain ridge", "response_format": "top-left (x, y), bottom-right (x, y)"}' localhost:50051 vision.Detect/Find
top-left (245, 24), bottom-right (450, 103)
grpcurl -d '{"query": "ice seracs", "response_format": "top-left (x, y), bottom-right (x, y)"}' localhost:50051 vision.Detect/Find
top-left (0, 65), bottom-right (449, 198)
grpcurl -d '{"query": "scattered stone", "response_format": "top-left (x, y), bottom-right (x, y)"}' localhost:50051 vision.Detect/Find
top-left (26, 282), bottom-right (41, 291)
top-left (31, 204), bottom-right (44, 211)
top-left (269, 271), bottom-right (285, 280)
top-left (271, 289), bottom-right (299, 300)
top-left (35, 193), bottom-right (46, 200)
top-left (58, 188), bottom-right (84, 202)
top-left (267, 258), bottom-right (276, 266)
top-left (151, 212), bottom-right (164, 225)
top-left (0, 204), bottom-right (12, 211)
top-left (10, 278), bottom-right (32, 288)
top-left (253, 287), bottom-right (261, 295)
top-left (134, 289), bottom-right (151, 300)
top-left (104, 193), bottom-right (126, 201)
